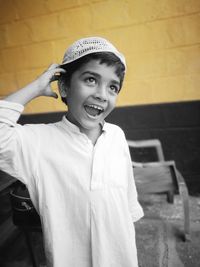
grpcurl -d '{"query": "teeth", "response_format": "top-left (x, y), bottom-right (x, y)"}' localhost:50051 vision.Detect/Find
top-left (87, 104), bottom-right (104, 111)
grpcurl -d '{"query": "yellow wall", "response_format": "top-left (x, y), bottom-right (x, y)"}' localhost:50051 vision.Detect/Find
top-left (0, 0), bottom-right (200, 113)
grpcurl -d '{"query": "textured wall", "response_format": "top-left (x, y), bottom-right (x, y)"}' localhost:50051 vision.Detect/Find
top-left (0, 0), bottom-right (200, 113)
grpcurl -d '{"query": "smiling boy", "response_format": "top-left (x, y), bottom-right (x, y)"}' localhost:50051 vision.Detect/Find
top-left (0, 37), bottom-right (143, 267)
top-left (59, 52), bottom-right (123, 144)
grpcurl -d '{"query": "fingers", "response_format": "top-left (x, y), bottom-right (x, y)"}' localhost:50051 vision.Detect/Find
top-left (47, 64), bottom-right (65, 99)
top-left (49, 69), bottom-right (66, 84)
top-left (47, 63), bottom-right (66, 74)
top-left (47, 64), bottom-right (66, 81)
top-left (50, 74), bottom-right (59, 83)
top-left (37, 63), bottom-right (66, 99)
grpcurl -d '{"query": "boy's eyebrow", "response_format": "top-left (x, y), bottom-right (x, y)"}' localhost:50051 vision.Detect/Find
top-left (81, 71), bottom-right (120, 84)
top-left (81, 71), bottom-right (100, 78)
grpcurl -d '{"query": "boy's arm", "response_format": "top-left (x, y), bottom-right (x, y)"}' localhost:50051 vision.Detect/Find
top-left (0, 100), bottom-right (40, 183)
top-left (0, 63), bottom-right (66, 182)
top-left (5, 63), bottom-right (66, 105)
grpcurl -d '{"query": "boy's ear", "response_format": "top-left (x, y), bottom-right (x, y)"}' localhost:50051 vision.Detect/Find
top-left (58, 79), bottom-right (68, 98)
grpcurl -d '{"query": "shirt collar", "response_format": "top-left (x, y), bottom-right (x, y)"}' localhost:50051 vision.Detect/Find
top-left (61, 115), bottom-right (108, 134)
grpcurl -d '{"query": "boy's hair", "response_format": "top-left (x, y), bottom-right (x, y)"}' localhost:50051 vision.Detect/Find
top-left (59, 52), bottom-right (125, 105)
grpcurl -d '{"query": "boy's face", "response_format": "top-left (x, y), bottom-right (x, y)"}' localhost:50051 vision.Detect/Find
top-left (64, 59), bottom-right (121, 135)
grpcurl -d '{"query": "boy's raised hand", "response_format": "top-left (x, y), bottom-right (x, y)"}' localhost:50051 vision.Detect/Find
top-left (37, 63), bottom-right (66, 98)
top-left (5, 63), bottom-right (66, 106)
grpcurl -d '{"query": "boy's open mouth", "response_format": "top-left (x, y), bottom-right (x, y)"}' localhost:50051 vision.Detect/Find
top-left (84, 104), bottom-right (104, 117)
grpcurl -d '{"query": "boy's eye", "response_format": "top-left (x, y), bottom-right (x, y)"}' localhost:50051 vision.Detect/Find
top-left (85, 77), bottom-right (96, 84)
top-left (110, 85), bottom-right (120, 94)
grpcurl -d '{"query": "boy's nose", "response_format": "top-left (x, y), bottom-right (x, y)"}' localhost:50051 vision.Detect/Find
top-left (94, 85), bottom-right (108, 102)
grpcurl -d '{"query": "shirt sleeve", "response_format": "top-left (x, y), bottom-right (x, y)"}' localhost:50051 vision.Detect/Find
top-left (0, 100), bottom-right (39, 185)
top-left (0, 100), bottom-right (24, 124)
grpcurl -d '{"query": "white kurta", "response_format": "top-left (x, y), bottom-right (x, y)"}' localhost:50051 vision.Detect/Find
top-left (0, 100), bottom-right (143, 267)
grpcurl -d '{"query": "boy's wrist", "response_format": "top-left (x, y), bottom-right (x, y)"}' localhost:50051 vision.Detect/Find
top-left (28, 79), bottom-right (44, 97)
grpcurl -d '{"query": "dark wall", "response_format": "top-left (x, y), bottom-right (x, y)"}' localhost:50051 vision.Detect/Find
top-left (18, 100), bottom-right (200, 194)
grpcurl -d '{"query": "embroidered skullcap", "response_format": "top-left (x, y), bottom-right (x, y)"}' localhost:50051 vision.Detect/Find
top-left (60, 37), bottom-right (126, 70)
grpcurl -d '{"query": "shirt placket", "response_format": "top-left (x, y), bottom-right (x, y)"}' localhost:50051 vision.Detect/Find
top-left (90, 136), bottom-right (105, 191)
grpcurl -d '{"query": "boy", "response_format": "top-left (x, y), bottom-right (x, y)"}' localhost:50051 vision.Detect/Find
top-left (0, 37), bottom-right (143, 267)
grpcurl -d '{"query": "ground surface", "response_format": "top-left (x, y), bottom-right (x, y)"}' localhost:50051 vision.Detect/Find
top-left (136, 194), bottom-right (200, 267)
